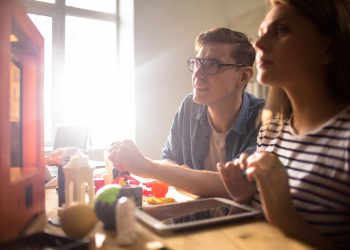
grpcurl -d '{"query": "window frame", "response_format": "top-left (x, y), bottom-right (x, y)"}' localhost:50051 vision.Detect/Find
top-left (22, 0), bottom-right (119, 147)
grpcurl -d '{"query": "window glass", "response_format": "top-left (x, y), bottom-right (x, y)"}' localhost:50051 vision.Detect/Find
top-left (28, 14), bottom-right (53, 144)
top-left (25, 1), bottom-right (130, 148)
top-left (65, 16), bottom-right (130, 147)
top-left (66, 0), bottom-right (116, 14)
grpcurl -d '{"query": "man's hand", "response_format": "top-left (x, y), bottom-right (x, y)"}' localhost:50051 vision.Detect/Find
top-left (108, 139), bottom-right (153, 178)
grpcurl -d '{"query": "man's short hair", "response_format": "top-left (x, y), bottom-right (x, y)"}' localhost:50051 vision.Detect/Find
top-left (195, 27), bottom-right (255, 67)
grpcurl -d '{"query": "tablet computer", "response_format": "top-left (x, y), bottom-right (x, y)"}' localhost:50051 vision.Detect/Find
top-left (136, 197), bottom-right (261, 234)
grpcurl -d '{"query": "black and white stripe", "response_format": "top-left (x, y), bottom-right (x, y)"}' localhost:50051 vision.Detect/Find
top-left (252, 106), bottom-right (350, 249)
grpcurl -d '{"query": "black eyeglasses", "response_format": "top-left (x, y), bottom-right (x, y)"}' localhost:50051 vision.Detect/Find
top-left (187, 57), bottom-right (246, 75)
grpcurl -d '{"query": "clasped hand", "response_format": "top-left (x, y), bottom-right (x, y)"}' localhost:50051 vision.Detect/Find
top-left (218, 151), bottom-right (294, 225)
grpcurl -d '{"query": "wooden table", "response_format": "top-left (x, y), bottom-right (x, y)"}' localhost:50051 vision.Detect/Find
top-left (39, 188), bottom-right (313, 250)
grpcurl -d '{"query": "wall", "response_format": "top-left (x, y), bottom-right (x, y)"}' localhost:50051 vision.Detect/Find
top-left (133, 0), bottom-right (266, 158)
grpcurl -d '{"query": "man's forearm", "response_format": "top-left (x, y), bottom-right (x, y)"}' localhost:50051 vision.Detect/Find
top-left (150, 160), bottom-right (230, 198)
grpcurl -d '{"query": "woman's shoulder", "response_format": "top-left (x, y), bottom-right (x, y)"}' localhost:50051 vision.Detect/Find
top-left (335, 104), bottom-right (350, 120)
top-left (322, 105), bottom-right (350, 130)
top-left (258, 116), bottom-right (286, 139)
top-left (261, 115), bottom-right (286, 130)
top-left (322, 104), bottom-right (350, 137)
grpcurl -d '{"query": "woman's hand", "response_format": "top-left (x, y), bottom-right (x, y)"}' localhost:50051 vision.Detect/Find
top-left (246, 152), bottom-right (294, 225)
top-left (246, 152), bottom-right (332, 249)
top-left (217, 153), bottom-right (257, 203)
top-left (108, 139), bottom-right (153, 178)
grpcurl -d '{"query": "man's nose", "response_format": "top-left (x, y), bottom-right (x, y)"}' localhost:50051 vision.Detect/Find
top-left (193, 63), bottom-right (206, 77)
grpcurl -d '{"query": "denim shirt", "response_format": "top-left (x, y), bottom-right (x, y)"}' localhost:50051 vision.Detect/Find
top-left (161, 92), bottom-right (265, 170)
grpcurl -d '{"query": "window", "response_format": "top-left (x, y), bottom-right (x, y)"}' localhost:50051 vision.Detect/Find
top-left (66, 0), bottom-right (116, 14)
top-left (33, 0), bottom-right (55, 3)
top-left (23, 0), bottom-right (134, 148)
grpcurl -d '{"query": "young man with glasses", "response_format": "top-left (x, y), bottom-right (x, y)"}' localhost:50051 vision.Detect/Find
top-left (109, 28), bottom-right (264, 200)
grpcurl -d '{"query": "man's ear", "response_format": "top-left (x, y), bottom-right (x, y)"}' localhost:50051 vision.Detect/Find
top-left (239, 67), bottom-right (253, 85)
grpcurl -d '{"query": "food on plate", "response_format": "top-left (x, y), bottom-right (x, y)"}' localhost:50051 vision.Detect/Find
top-left (145, 197), bottom-right (175, 205)
top-left (151, 181), bottom-right (169, 197)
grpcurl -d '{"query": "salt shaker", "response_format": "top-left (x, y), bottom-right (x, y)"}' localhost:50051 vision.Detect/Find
top-left (115, 196), bottom-right (137, 246)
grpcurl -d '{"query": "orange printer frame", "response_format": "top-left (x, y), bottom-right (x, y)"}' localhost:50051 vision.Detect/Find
top-left (0, 0), bottom-right (45, 242)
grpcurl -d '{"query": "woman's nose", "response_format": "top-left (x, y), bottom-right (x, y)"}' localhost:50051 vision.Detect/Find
top-left (253, 35), bottom-right (269, 52)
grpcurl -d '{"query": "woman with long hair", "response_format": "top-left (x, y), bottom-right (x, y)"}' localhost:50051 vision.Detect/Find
top-left (218, 0), bottom-right (350, 249)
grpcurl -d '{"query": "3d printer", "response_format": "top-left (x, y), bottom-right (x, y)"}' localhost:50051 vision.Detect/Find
top-left (0, 0), bottom-right (45, 242)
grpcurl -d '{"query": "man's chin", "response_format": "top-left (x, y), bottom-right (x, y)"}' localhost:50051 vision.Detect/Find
top-left (193, 94), bottom-right (209, 105)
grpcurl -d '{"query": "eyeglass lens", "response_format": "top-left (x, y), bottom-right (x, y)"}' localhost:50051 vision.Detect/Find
top-left (188, 58), bottom-right (219, 74)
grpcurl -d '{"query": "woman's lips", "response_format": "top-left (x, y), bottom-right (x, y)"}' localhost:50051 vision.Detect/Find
top-left (256, 57), bottom-right (274, 68)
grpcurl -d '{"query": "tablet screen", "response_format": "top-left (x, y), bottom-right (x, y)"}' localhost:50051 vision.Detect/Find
top-left (144, 199), bottom-right (247, 224)
top-left (137, 198), bottom-right (261, 233)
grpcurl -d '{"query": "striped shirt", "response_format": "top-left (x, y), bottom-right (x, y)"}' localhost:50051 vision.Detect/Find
top-left (252, 106), bottom-right (350, 249)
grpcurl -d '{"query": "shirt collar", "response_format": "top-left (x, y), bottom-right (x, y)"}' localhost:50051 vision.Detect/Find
top-left (196, 105), bottom-right (208, 123)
